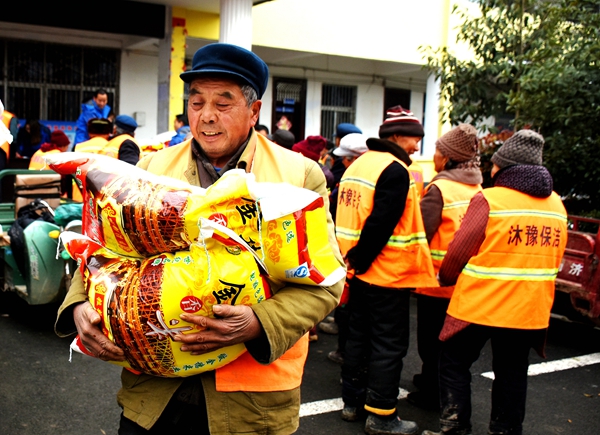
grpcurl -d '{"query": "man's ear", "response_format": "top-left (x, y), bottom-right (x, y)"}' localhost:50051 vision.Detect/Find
top-left (250, 100), bottom-right (262, 126)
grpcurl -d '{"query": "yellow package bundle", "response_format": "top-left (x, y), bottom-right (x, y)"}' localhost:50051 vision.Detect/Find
top-left (46, 152), bottom-right (344, 287)
top-left (45, 152), bottom-right (201, 257)
top-left (61, 225), bottom-right (270, 378)
top-left (252, 184), bottom-right (346, 287)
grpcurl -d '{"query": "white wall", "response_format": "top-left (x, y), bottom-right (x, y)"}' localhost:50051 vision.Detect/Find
top-left (304, 80), bottom-right (323, 137)
top-left (119, 51), bottom-right (159, 141)
top-left (253, 0), bottom-right (446, 65)
top-left (258, 78), bottom-right (273, 131)
top-left (410, 91), bottom-right (431, 158)
top-left (424, 74), bottom-right (442, 157)
top-left (355, 84), bottom-right (385, 138)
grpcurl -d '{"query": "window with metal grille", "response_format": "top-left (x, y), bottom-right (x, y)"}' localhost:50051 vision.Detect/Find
top-left (0, 39), bottom-right (119, 122)
top-left (276, 81), bottom-right (303, 103)
top-left (320, 84), bottom-right (357, 141)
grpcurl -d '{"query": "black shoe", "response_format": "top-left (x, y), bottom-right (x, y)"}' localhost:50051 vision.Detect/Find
top-left (328, 349), bottom-right (344, 365)
top-left (341, 406), bottom-right (358, 422)
top-left (406, 391), bottom-right (439, 411)
top-left (341, 405), bottom-right (367, 422)
top-left (364, 415), bottom-right (419, 435)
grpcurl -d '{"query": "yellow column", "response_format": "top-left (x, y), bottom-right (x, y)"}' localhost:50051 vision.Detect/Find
top-left (169, 17), bottom-right (187, 130)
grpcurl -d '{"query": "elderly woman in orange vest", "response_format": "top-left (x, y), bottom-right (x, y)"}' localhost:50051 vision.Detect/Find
top-left (29, 130), bottom-right (70, 170)
top-left (409, 124), bottom-right (483, 411)
top-left (422, 130), bottom-right (568, 435)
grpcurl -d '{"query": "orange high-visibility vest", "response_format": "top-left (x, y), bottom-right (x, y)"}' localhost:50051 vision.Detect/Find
top-left (335, 150), bottom-right (437, 289)
top-left (1, 110), bottom-right (15, 158)
top-left (447, 187), bottom-right (567, 329)
top-left (142, 133), bottom-right (311, 392)
top-left (415, 179), bottom-right (482, 298)
top-left (408, 161), bottom-right (424, 199)
top-left (29, 148), bottom-right (61, 170)
top-left (101, 134), bottom-right (139, 159)
top-left (75, 136), bottom-right (108, 154)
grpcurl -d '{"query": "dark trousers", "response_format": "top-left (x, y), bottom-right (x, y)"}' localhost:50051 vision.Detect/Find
top-left (118, 381), bottom-right (209, 434)
top-left (415, 294), bottom-right (450, 394)
top-left (439, 324), bottom-right (540, 435)
top-left (334, 303), bottom-right (351, 353)
top-left (341, 278), bottom-right (411, 411)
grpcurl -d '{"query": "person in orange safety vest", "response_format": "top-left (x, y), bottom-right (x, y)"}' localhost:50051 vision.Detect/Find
top-left (421, 130), bottom-right (568, 435)
top-left (101, 114), bottom-right (140, 165)
top-left (378, 105), bottom-right (426, 199)
top-left (409, 123), bottom-right (483, 411)
top-left (74, 118), bottom-right (113, 154)
top-left (29, 130), bottom-right (71, 170)
top-left (336, 110), bottom-right (437, 433)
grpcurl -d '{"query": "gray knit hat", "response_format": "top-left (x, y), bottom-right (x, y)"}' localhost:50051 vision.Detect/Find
top-left (436, 123), bottom-right (479, 163)
top-left (491, 130), bottom-right (544, 169)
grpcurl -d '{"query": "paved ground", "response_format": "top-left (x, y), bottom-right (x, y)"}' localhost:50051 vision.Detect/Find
top-left (1, 291), bottom-right (599, 435)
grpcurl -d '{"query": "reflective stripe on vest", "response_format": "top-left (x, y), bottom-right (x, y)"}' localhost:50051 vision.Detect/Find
top-left (415, 179), bottom-right (482, 298)
top-left (447, 187), bottom-right (567, 329)
top-left (141, 131), bottom-right (311, 392)
top-left (335, 150), bottom-right (437, 288)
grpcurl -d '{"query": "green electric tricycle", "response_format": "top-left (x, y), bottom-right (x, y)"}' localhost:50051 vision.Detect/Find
top-left (0, 169), bottom-right (81, 306)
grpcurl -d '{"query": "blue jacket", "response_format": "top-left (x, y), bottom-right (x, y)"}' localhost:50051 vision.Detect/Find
top-left (74, 101), bottom-right (111, 145)
top-left (169, 126), bottom-right (190, 146)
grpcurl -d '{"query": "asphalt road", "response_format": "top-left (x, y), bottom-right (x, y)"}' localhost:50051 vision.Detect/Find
top-left (1, 292), bottom-right (599, 435)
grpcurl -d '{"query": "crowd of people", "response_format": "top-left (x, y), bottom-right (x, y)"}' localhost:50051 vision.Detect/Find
top-left (2, 42), bottom-right (568, 435)
top-left (318, 113), bottom-right (566, 435)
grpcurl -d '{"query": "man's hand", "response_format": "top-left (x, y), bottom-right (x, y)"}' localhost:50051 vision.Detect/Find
top-left (73, 302), bottom-right (125, 361)
top-left (174, 305), bottom-right (261, 355)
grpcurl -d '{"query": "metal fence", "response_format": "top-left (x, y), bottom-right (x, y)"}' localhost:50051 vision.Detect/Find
top-left (321, 84), bottom-right (357, 141)
top-left (0, 39), bottom-right (119, 121)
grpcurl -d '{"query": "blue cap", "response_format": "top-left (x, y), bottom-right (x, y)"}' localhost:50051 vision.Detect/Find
top-left (115, 114), bottom-right (137, 132)
top-left (180, 43), bottom-right (269, 98)
top-left (336, 123), bottom-right (362, 139)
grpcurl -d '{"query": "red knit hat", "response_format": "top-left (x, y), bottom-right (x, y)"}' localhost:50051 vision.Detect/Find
top-left (292, 135), bottom-right (327, 162)
top-left (50, 130), bottom-right (70, 147)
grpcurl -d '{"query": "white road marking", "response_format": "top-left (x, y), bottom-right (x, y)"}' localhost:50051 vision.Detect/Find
top-left (480, 352), bottom-right (600, 380)
top-left (299, 397), bottom-right (343, 417)
top-left (300, 353), bottom-right (600, 417)
top-left (299, 388), bottom-right (409, 418)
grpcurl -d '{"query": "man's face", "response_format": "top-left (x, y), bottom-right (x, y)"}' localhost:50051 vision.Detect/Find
top-left (390, 134), bottom-right (421, 156)
top-left (187, 78), bottom-right (261, 167)
top-left (94, 93), bottom-right (108, 110)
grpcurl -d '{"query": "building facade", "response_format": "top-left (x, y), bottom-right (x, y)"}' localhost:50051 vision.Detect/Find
top-left (0, 0), bottom-right (471, 176)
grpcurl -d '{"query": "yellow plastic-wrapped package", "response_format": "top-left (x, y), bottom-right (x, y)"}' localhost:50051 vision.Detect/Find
top-left (62, 221), bottom-right (270, 378)
top-left (46, 152), bottom-right (345, 287)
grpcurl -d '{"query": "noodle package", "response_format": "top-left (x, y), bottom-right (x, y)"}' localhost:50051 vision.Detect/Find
top-left (46, 152), bottom-right (344, 287)
top-left (62, 221), bottom-right (271, 378)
